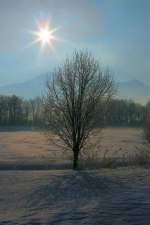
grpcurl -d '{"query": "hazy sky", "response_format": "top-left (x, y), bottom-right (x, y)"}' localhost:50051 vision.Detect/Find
top-left (0, 0), bottom-right (150, 86)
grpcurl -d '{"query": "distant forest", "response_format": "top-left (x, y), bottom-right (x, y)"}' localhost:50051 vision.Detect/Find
top-left (0, 95), bottom-right (149, 127)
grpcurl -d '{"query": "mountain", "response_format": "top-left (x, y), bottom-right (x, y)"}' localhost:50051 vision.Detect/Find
top-left (0, 75), bottom-right (149, 104)
top-left (0, 74), bottom-right (50, 99)
top-left (117, 80), bottom-right (150, 104)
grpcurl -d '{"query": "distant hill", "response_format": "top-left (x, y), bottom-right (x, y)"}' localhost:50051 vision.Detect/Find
top-left (0, 75), bottom-right (149, 104)
top-left (117, 80), bottom-right (150, 104)
top-left (0, 74), bottom-right (50, 99)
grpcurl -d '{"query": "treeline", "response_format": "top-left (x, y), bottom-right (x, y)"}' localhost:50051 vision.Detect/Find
top-left (0, 95), bottom-right (149, 127)
top-left (105, 99), bottom-right (146, 126)
top-left (0, 95), bottom-right (43, 126)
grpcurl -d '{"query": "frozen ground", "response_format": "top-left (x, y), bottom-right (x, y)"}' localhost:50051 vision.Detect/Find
top-left (0, 127), bottom-right (150, 224)
top-left (0, 127), bottom-right (148, 169)
top-left (1, 168), bottom-right (150, 225)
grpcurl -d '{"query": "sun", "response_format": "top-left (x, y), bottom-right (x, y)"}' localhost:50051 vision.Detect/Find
top-left (29, 20), bottom-right (59, 49)
top-left (36, 25), bottom-right (54, 46)
top-left (38, 27), bottom-right (52, 43)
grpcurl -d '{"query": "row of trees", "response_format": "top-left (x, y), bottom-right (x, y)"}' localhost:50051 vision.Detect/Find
top-left (0, 95), bottom-right (148, 127)
top-left (104, 99), bottom-right (146, 126)
top-left (0, 95), bottom-right (43, 126)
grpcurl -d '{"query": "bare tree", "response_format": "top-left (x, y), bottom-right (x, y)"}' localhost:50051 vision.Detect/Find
top-left (144, 101), bottom-right (150, 143)
top-left (44, 50), bottom-right (115, 169)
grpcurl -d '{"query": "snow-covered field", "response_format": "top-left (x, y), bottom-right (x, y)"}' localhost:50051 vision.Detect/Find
top-left (1, 168), bottom-right (150, 225)
top-left (0, 128), bottom-right (150, 225)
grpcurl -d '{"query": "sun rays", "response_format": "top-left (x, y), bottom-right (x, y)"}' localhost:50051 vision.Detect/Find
top-left (28, 19), bottom-right (61, 50)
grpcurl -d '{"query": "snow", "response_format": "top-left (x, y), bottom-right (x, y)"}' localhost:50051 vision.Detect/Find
top-left (1, 168), bottom-right (150, 224)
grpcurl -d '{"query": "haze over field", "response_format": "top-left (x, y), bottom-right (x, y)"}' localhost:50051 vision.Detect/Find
top-left (0, 128), bottom-right (147, 169)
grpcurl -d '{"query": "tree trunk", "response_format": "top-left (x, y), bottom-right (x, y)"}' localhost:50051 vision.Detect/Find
top-left (73, 150), bottom-right (79, 169)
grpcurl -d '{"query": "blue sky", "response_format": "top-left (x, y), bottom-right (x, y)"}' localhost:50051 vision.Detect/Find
top-left (0, 0), bottom-right (150, 86)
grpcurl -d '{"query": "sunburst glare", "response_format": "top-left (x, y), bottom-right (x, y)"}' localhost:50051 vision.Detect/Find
top-left (29, 19), bottom-right (60, 49)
